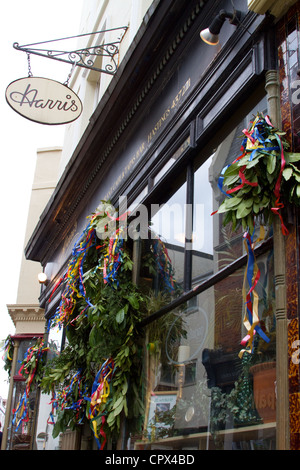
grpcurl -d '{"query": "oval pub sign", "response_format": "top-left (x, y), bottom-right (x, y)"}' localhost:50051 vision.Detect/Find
top-left (5, 77), bottom-right (82, 125)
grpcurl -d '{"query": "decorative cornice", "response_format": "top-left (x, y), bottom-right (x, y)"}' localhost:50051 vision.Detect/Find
top-left (7, 304), bottom-right (45, 326)
top-left (248, 0), bottom-right (297, 18)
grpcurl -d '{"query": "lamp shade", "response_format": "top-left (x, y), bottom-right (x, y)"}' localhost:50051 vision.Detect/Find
top-left (200, 9), bottom-right (242, 46)
top-left (200, 28), bottom-right (219, 45)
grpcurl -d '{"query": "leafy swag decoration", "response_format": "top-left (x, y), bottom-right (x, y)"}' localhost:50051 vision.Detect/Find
top-left (213, 113), bottom-right (300, 235)
top-left (38, 204), bottom-right (176, 449)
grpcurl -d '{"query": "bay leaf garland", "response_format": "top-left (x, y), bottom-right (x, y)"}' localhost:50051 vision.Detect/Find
top-left (214, 113), bottom-right (300, 235)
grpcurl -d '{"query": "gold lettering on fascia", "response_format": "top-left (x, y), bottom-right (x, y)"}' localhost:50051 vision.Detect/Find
top-left (148, 78), bottom-right (191, 143)
top-left (104, 78), bottom-right (191, 201)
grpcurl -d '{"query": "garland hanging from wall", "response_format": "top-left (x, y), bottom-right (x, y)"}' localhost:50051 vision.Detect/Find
top-left (38, 205), bottom-right (177, 449)
top-left (2, 335), bottom-right (14, 376)
top-left (12, 338), bottom-right (48, 431)
top-left (213, 113), bottom-right (300, 354)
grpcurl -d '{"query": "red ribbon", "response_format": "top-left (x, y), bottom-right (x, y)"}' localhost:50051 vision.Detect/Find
top-left (226, 165), bottom-right (258, 194)
top-left (99, 416), bottom-right (107, 450)
top-left (265, 115), bottom-right (289, 235)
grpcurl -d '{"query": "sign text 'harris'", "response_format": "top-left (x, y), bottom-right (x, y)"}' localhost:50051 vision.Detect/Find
top-left (5, 77), bottom-right (82, 125)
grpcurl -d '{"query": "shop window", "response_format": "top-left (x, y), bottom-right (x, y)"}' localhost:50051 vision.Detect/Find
top-left (192, 156), bottom-right (214, 284)
top-left (192, 96), bottom-right (269, 284)
top-left (147, 180), bottom-right (187, 295)
top-left (135, 93), bottom-right (277, 450)
top-left (153, 136), bottom-right (190, 186)
top-left (128, 186), bottom-right (148, 213)
top-left (7, 378), bottom-right (39, 450)
top-left (16, 339), bottom-right (37, 366)
top-left (141, 249), bottom-right (275, 450)
top-left (141, 97), bottom-right (269, 298)
top-left (47, 325), bottom-right (65, 362)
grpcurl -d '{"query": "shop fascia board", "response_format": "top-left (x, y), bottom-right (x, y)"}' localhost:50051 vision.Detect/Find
top-left (24, 0), bottom-right (207, 264)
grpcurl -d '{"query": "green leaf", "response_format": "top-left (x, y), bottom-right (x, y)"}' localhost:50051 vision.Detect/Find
top-left (296, 185), bottom-right (300, 198)
top-left (236, 201), bottom-right (252, 219)
top-left (123, 399), bottom-right (128, 417)
top-left (89, 325), bottom-right (102, 347)
top-left (222, 210), bottom-right (233, 226)
top-left (285, 152), bottom-right (300, 163)
top-left (127, 294), bottom-right (139, 309)
top-left (245, 152), bottom-right (265, 169)
top-left (216, 201), bottom-right (230, 214)
top-left (259, 195), bottom-right (270, 208)
top-left (290, 163), bottom-right (300, 175)
top-left (267, 154), bottom-right (277, 174)
top-left (116, 308), bottom-right (125, 324)
top-left (106, 411), bottom-right (115, 426)
top-left (244, 198), bottom-right (254, 208)
top-left (253, 202), bottom-right (261, 214)
top-left (237, 155), bottom-right (251, 167)
top-left (246, 214), bottom-right (254, 235)
top-left (223, 163), bottom-right (239, 178)
top-left (113, 395), bottom-right (125, 410)
top-left (283, 167), bottom-right (293, 181)
top-left (122, 380), bottom-right (128, 395)
top-left (223, 196), bottom-right (243, 209)
top-left (223, 164), bottom-right (240, 186)
top-left (113, 401), bottom-right (124, 417)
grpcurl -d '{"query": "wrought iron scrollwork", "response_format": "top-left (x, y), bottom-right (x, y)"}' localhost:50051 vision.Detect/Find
top-left (13, 27), bottom-right (128, 76)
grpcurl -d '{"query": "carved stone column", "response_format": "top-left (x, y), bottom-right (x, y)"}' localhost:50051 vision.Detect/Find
top-left (265, 70), bottom-right (290, 450)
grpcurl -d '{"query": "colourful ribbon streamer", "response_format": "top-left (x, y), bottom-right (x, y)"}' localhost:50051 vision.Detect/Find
top-left (265, 115), bottom-right (289, 235)
top-left (103, 226), bottom-right (126, 286)
top-left (86, 358), bottom-right (115, 450)
top-left (50, 216), bottom-right (98, 329)
top-left (239, 227), bottom-right (270, 357)
top-left (152, 235), bottom-right (176, 292)
top-left (2, 335), bottom-right (14, 362)
top-left (47, 390), bottom-right (58, 425)
top-left (48, 370), bottom-right (88, 427)
top-left (12, 339), bottom-right (48, 431)
top-left (50, 211), bottom-right (129, 330)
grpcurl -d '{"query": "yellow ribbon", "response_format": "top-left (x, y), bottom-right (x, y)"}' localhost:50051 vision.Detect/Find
top-left (239, 225), bottom-right (265, 358)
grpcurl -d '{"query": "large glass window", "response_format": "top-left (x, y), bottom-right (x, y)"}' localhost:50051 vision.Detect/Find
top-left (135, 94), bottom-right (276, 450)
top-left (192, 96), bottom-right (269, 284)
top-left (140, 249), bottom-right (275, 450)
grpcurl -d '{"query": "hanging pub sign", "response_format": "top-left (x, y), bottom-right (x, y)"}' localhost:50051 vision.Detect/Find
top-left (5, 77), bottom-right (82, 125)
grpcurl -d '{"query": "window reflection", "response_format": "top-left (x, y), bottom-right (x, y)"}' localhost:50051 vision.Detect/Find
top-left (192, 96), bottom-right (269, 285)
top-left (47, 326), bottom-right (64, 362)
top-left (150, 181), bottom-right (187, 291)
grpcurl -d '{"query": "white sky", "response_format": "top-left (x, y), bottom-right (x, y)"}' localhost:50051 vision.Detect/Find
top-left (0, 0), bottom-right (84, 398)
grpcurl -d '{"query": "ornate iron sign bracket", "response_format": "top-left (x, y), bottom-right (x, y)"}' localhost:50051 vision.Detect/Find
top-left (13, 27), bottom-right (128, 76)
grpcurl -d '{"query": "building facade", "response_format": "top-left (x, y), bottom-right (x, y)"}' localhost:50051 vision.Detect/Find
top-left (1, 147), bottom-right (61, 450)
top-left (22, 0), bottom-right (300, 450)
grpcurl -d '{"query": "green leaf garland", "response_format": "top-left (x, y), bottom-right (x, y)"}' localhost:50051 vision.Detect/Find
top-left (213, 113), bottom-right (300, 234)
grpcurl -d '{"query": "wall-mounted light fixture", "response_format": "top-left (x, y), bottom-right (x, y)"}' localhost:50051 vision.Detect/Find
top-left (200, 9), bottom-right (244, 45)
top-left (38, 272), bottom-right (48, 285)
